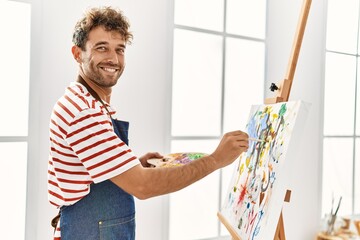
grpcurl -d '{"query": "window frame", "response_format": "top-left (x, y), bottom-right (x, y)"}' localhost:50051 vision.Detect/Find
top-left (168, 1), bottom-right (267, 239)
top-left (322, 0), bottom-right (360, 217)
top-left (0, 1), bottom-right (32, 239)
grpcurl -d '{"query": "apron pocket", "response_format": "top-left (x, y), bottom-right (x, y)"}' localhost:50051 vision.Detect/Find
top-left (99, 214), bottom-right (135, 240)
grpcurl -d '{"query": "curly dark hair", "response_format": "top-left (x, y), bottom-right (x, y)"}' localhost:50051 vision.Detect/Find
top-left (72, 6), bottom-right (133, 50)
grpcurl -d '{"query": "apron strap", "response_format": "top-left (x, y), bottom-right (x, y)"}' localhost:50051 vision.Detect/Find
top-left (51, 211), bottom-right (60, 233)
top-left (76, 76), bottom-right (113, 117)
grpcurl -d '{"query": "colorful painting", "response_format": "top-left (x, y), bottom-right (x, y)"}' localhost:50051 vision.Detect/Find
top-left (147, 152), bottom-right (208, 168)
top-left (219, 101), bottom-right (306, 240)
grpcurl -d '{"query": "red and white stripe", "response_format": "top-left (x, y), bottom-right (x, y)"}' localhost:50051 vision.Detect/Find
top-left (48, 82), bottom-right (139, 239)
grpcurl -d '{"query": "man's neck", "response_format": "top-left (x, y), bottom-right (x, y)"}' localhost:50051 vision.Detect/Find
top-left (78, 73), bottom-right (112, 103)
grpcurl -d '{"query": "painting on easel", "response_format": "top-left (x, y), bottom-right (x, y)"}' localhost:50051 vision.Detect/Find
top-left (219, 100), bottom-right (306, 240)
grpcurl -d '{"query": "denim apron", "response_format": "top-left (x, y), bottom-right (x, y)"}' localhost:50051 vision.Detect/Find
top-left (60, 118), bottom-right (136, 240)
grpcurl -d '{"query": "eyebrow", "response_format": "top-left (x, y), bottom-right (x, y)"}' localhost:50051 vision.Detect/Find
top-left (94, 41), bottom-right (126, 48)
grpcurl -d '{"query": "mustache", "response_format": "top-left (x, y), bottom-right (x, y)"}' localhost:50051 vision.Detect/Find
top-left (99, 63), bottom-right (121, 68)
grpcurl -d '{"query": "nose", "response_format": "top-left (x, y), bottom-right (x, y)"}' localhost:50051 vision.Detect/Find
top-left (105, 49), bottom-right (120, 64)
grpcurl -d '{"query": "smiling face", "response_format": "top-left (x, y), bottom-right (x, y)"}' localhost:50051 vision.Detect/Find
top-left (76, 26), bottom-right (126, 88)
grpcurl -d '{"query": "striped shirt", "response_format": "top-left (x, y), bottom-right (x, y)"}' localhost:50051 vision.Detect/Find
top-left (48, 82), bottom-right (139, 239)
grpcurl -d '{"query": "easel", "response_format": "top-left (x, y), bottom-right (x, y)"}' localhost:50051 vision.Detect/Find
top-left (218, 0), bottom-right (312, 239)
top-left (265, 0), bottom-right (312, 104)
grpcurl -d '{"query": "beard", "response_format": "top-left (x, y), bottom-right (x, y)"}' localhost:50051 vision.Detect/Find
top-left (82, 61), bottom-right (124, 88)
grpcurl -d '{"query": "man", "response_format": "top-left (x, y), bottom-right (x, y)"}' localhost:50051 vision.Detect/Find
top-left (48, 6), bottom-right (249, 240)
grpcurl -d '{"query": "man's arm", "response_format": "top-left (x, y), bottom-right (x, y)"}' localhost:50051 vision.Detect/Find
top-left (110, 130), bottom-right (249, 199)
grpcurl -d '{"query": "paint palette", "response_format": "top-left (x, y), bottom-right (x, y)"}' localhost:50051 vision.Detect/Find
top-left (147, 152), bottom-right (208, 168)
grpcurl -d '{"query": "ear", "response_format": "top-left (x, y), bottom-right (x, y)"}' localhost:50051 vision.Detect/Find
top-left (71, 45), bottom-right (82, 63)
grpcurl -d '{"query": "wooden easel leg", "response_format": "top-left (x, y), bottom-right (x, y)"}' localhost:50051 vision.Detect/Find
top-left (274, 211), bottom-right (286, 240)
top-left (273, 189), bottom-right (291, 240)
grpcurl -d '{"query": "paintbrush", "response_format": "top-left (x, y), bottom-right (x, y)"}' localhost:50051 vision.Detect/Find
top-left (326, 195), bottom-right (342, 234)
top-left (248, 137), bottom-right (267, 143)
top-left (334, 196), bottom-right (342, 217)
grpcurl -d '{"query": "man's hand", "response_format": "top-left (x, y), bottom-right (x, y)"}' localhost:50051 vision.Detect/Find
top-left (139, 152), bottom-right (163, 167)
top-left (210, 130), bottom-right (249, 168)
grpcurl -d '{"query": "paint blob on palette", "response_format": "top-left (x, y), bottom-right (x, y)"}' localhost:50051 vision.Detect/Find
top-left (147, 152), bottom-right (208, 168)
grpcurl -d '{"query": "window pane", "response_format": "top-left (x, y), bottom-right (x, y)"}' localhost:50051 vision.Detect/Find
top-left (0, 142), bottom-right (28, 239)
top-left (171, 29), bottom-right (223, 136)
top-left (0, 1), bottom-right (30, 136)
top-left (322, 138), bottom-right (353, 216)
top-left (223, 38), bottom-right (265, 133)
top-left (171, 140), bottom-right (218, 154)
top-left (169, 171), bottom-right (220, 240)
top-left (355, 139), bottom-right (360, 213)
top-left (323, 53), bottom-right (356, 136)
top-left (169, 140), bottom-right (220, 240)
top-left (174, 0), bottom-right (224, 32)
top-left (326, 0), bottom-right (359, 54)
top-left (226, 0), bottom-right (266, 39)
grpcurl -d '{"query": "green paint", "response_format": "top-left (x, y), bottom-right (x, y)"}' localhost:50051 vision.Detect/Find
top-left (279, 104), bottom-right (287, 117)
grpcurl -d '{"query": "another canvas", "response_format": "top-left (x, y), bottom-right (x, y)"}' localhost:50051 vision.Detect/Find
top-left (219, 100), bottom-right (308, 240)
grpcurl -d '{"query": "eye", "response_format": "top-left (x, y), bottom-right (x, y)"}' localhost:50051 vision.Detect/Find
top-left (117, 48), bottom-right (125, 55)
top-left (96, 46), bottom-right (107, 52)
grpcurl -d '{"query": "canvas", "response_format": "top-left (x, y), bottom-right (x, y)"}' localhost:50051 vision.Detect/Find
top-left (219, 100), bottom-right (308, 240)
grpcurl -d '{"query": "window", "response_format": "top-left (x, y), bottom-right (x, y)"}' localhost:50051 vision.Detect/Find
top-left (169, 0), bottom-right (266, 239)
top-left (322, 0), bottom-right (360, 216)
top-left (0, 1), bottom-right (31, 239)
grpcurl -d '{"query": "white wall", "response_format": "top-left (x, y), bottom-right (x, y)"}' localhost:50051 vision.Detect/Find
top-left (266, 0), bottom-right (325, 239)
top-left (25, 0), bottom-right (326, 239)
